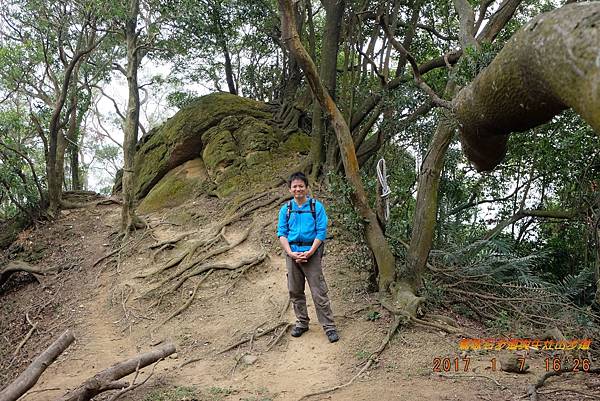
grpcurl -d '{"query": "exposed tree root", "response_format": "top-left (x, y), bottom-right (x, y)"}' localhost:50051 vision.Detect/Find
top-left (93, 236), bottom-right (136, 268)
top-left (536, 388), bottom-right (600, 400)
top-left (0, 260), bottom-right (53, 288)
top-left (377, 276), bottom-right (472, 336)
top-left (151, 244), bottom-right (173, 262)
top-left (219, 193), bottom-right (286, 232)
top-left (172, 254), bottom-right (265, 296)
top-left (217, 321), bottom-right (290, 354)
top-left (60, 199), bottom-right (89, 209)
top-left (411, 316), bottom-right (467, 335)
top-left (224, 254), bottom-right (267, 295)
top-left (527, 367), bottom-right (600, 401)
top-left (298, 316), bottom-right (403, 401)
top-left (227, 189), bottom-right (278, 218)
top-left (141, 217), bottom-right (272, 303)
top-left (278, 296), bottom-right (291, 320)
top-left (95, 197), bottom-right (122, 206)
top-left (137, 192), bottom-right (283, 284)
top-left (136, 228), bottom-right (227, 279)
top-left (155, 269), bottom-right (214, 329)
top-left (138, 236), bottom-right (264, 300)
top-left (148, 231), bottom-right (197, 250)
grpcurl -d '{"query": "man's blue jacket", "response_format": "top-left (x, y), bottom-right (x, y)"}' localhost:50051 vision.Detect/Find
top-left (277, 197), bottom-right (328, 252)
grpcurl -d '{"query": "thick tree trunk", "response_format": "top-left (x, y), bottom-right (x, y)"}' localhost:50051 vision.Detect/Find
top-left (46, 127), bottom-right (68, 214)
top-left (455, 2), bottom-right (600, 171)
top-left (121, 0), bottom-right (142, 233)
top-left (309, 104), bottom-right (325, 180)
top-left (278, 0), bottom-right (396, 292)
top-left (67, 87), bottom-right (80, 191)
top-left (69, 144), bottom-right (81, 190)
top-left (311, 0), bottom-right (344, 180)
top-left (404, 109), bottom-right (454, 289)
top-left (43, 30), bottom-right (100, 216)
top-left (46, 147), bottom-right (60, 216)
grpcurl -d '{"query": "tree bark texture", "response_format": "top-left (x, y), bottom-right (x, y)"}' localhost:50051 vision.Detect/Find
top-left (121, 0), bottom-right (141, 232)
top-left (404, 110), bottom-right (454, 289)
top-left (66, 74), bottom-right (80, 191)
top-left (313, 0), bottom-right (344, 177)
top-left (0, 330), bottom-right (75, 401)
top-left (221, 41), bottom-right (238, 95)
top-left (455, 2), bottom-right (600, 172)
top-left (278, 0), bottom-right (396, 292)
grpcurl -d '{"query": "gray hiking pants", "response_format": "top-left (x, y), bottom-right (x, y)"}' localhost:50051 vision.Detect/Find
top-left (286, 246), bottom-right (336, 332)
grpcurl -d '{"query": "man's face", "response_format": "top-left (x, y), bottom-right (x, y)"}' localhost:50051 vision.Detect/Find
top-left (289, 179), bottom-right (307, 200)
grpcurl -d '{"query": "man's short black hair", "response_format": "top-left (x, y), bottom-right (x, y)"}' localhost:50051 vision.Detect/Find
top-left (288, 171), bottom-right (309, 187)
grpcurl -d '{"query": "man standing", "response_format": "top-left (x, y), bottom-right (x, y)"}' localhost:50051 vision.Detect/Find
top-left (277, 172), bottom-right (339, 343)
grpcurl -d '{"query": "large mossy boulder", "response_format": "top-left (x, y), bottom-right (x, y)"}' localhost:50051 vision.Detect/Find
top-left (134, 93), bottom-right (274, 199)
top-left (131, 92), bottom-right (312, 210)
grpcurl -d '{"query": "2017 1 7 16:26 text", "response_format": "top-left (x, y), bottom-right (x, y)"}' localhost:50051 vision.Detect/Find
top-left (432, 356), bottom-right (592, 373)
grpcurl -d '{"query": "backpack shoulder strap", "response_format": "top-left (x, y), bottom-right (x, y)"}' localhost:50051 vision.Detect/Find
top-left (310, 199), bottom-right (317, 230)
top-left (285, 200), bottom-right (293, 222)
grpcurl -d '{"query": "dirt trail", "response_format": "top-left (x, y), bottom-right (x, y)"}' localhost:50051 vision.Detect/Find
top-left (3, 199), bottom-right (596, 401)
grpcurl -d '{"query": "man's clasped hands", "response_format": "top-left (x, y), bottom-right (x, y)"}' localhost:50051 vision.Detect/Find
top-left (289, 250), bottom-right (313, 263)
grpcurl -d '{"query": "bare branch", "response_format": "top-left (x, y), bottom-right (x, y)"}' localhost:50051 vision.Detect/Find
top-left (380, 18), bottom-right (454, 110)
top-left (474, 0), bottom-right (495, 33)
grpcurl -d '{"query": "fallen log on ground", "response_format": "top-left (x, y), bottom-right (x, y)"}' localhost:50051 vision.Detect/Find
top-left (55, 343), bottom-right (176, 401)
top-left (0, 330), bottom-right (75, 401)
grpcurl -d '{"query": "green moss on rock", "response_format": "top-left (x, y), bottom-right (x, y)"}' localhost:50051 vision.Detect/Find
top-left (138, 158), bottom-right (209, 213)
top-left (134, 93), bottom-right (271, 199)
top-left (202, 127), bottom-right (239, 173)
top-left (280, 132), bottom-right (311, 153)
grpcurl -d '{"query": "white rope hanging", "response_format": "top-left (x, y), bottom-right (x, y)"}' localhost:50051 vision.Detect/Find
top-left (376, 158), bottom-right (391, 222)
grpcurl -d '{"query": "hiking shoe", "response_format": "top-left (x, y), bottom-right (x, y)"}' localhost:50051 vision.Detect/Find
top-left (291, 326), bottom-right (309, 337)
top-left (326, 330), bottom-right (339, 343)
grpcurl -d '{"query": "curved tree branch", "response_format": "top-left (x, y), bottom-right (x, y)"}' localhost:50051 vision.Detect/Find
top-left (456, 2), bottom-right (600, 171)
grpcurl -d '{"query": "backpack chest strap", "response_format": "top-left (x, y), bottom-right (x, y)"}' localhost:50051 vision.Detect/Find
top-left (286, 199), bottom-right (317, 229)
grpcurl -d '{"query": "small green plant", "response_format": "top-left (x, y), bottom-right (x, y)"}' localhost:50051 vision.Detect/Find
top-left (143, 386), bottom-right (198, 401)
top-left (205, 386), bottom-right (232, 401)
top-left (486, 310), bottom-right (511, 334)
top-left (241, 387), bottom-right (274, 401)
top-left (241, 396), bottom-right (274, 401)
top-left (355, 349), bottom-right (370, 360)
top-left (365, 310), bottom-right (381, 321)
